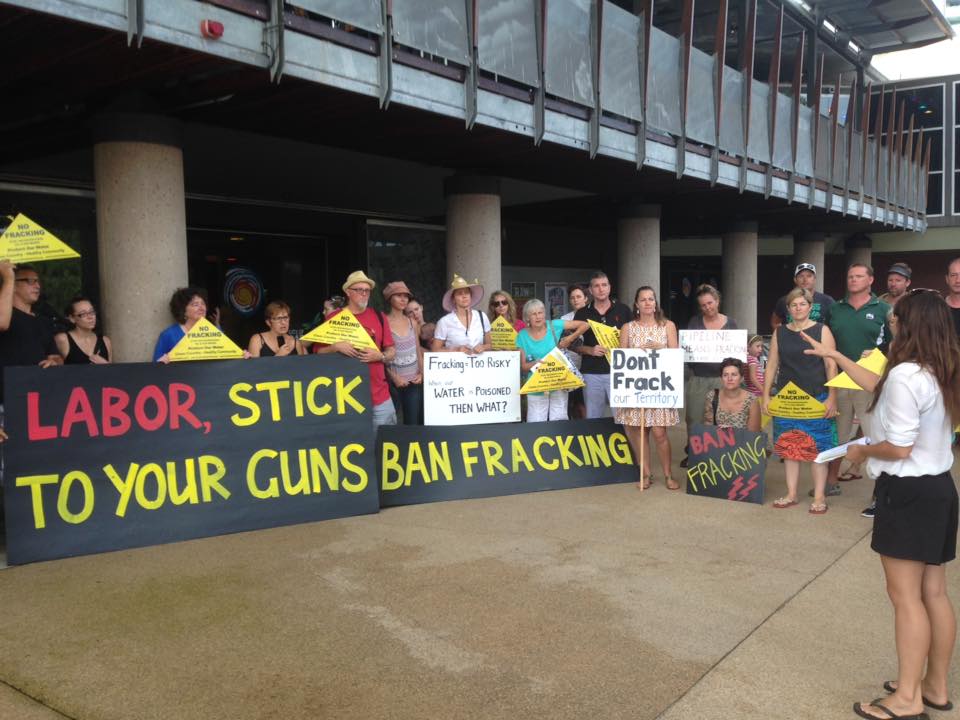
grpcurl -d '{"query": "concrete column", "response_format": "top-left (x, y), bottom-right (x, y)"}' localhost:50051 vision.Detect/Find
top-left (444, 176), bottom-right (501, 305)
top-left (94, 114), bottom-right (188, 362)
top-left (794, 231), bottom-right (826, 293)
top-left (617, 204), bottom-right (661, 305)
top-left (721, 221), bottom-right (759, 334)
top-left (845, 233), bottom-right (872, 271)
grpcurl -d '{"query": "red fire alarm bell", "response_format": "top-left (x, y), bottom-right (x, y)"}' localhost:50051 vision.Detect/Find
top-left (200, 20), bottom-right (224, 39)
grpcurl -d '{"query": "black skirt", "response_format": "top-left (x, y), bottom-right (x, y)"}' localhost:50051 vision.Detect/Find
top-left (872, 472), bottom-right (958, 565)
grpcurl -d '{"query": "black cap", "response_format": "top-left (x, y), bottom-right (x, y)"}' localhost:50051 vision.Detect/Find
top-left (888, 263), bottom-right (911, 279)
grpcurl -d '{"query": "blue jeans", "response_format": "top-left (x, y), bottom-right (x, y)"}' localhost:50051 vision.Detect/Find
top-left (390, 382), bottom-right (423, 425)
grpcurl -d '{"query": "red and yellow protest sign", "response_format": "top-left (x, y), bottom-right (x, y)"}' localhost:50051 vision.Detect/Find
top-left (766, 381), bottom-right (826, 419)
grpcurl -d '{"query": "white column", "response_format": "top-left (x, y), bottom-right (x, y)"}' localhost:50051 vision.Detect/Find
top-left (845, 233), bottom-right (872, 271)
top-left (721, 221), bottom-right (759, 334)
top-left (794, 231), bottom-right (826, 293)
top-left (444, 176), bottom-right (501, 305)
top-left (94, 114), bottom-right (188, 362)
top-left (617, 204), bottom-right (661, 304)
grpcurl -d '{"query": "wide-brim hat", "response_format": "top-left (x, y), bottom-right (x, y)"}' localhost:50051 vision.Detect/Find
top-left (382, 280), bottom-right (413, 301)
top-left (342, 269), bottom-right (376, 293)
top-left (442, 273), bottom-right (484, 313)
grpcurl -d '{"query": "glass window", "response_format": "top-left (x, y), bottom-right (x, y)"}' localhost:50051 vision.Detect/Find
top-left (926, 172), bottom-right (943, 216)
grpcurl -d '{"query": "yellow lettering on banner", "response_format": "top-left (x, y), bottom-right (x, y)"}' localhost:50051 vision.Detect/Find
top-left (301, 309), bottom-right (378, 350)
top-left (257, 380), bottom-right (291, 421)
top-left (381, 443), bottom-right (403, 491)
top-left (135, 464), bottom-right (167, 510)
top-left (585, 435), bottom-right (611, 467)
top-left (609, 433), bottom-right (631, 464)
top-left (104, 462), bottom-right (138, 517)
top-left (556, 435), bottom-right (584, 470)
top-left (340, 444), bottom-right (368, 493)
top-left (481, 440), bottom-right (509, 476)
top-left (200, 456), bottom-right (230, 501)
top-left (311, 448), bottom-right (339, 492)
top-left (0, 213), bottom-right (80, 263)
top-left (168, 460), bottom-right (200, 505)
top-left (429, 442), bottom-right (453, 483)
top-left (533, 436), bottom-right (558, 470)
top-left (16, 474), bottom-right (59, 529)
top-left (336, 376), bottom-right (365, 415)
top-left (229, 383), bottom-right (259, 426)
top-left (826, 348), bottom-right (888, 390)
top-left (307, 377), bottom-right (332, 416)
top-left (169, 317), bottom-right (244, 362)
top-left (282, 451), bottom-right (311, 496)
top-left (461, 441), bottom-right (480, 477)
top-left (56, 471), bottom-right (94, 524)
top-left (248, 449), bottom-right (280, 498)
top-left (766, 381), bottom-right (826, 419)
top-left (293, 381), bottom-right (305, 417)
top-left (490, 315), bottom-right (518, 350)
top-left (511, 438), bottom-right (534, 473)
top-left (405, 442), bottom-right (430, 485)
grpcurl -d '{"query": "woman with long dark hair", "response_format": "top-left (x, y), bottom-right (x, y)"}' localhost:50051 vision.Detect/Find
top-left (803, 290), bottom-right (960, 719)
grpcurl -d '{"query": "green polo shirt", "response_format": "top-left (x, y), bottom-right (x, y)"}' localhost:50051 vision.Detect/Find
top-left (827, 294), bottom-right (891, 361)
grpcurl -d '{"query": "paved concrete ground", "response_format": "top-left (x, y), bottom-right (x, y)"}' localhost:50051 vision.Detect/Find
top-left (1, 428), bottom-right (958, 720)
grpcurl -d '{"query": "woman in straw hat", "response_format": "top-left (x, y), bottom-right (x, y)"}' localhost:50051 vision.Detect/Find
top-left (431, 274), bottom-right (491, 354)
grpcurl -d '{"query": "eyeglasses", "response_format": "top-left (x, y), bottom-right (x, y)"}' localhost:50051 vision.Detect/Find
top-left (492, 300), bottom-right (509, 307)
top-left (74, 310), bottom-right (96, 319)
top-left (347, 286), bottom-right (371, 295)
top-left (268, 315), bottom-right (290, 322)
top-left (16, 277), bottom-right (40, 285)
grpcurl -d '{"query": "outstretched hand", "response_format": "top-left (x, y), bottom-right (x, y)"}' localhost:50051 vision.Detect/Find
top-left (800, 330), bottom-right (830, 358)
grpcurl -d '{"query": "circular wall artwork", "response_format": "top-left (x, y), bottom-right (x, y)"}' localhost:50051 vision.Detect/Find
top-left (223, 267), bottom-right (263, 317)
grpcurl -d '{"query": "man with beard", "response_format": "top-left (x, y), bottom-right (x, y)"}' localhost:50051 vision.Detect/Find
top-left (313, 270), bottom-right (397, 426)
top-left (878, 262), bottom-right (911, 306)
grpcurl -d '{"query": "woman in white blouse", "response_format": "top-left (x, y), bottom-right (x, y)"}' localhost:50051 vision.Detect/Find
top-left (431, 274), bottom-right (491, 354)
top-left (803, 290), bottom-right (960, 720)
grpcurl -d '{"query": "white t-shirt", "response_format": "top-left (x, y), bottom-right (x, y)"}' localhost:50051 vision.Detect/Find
top-left (434, 310), bottom-right (489, 349)
top-left (866, 362), bottom-right (955, 479)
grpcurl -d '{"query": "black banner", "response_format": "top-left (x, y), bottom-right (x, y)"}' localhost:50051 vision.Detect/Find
top-left (378, 418), bottom-right (636, 506)
top-left (684, 423), bottom-right (767, 504)
top-left (3, 355), bottom-right (379, 565)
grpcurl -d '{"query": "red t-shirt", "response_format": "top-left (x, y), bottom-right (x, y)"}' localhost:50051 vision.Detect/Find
top-left (313, 307), bottom-right (394, 405)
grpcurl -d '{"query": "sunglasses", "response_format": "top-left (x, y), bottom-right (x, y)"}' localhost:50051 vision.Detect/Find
top-left (492, 300), bottom-right (509, 307)
top-left (908, 287), bottom-right (940, 295)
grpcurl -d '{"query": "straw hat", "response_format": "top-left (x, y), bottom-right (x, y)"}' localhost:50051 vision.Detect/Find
top-left (442, 273), bottom-right (484, 313)
top-left (342, 269), bottom-right (376, 293)
top-left (382, 281), bottom-right (413, 301)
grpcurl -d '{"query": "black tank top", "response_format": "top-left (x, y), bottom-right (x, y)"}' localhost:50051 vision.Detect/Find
top-left (64, 332), bottom-right (109, 364)
top-left (258, 334), bottom-right (276, 357)
top-left (775, 323), bottom-right (827, 396)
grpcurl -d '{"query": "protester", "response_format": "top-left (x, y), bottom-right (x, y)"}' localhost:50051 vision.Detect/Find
top-left (802, 290), bottom-right (959, 720)
top-left (55, 295), bottom-right (112, 364)
top-left (561, 284), bottom-right (589, 419)
top-left (763, 288), bottom-right (838, 514)
top-left (488, 290), bottom-right (526, 331)
top-left (615, 286), bottom-right (680, 489)
top-left (946, 257), bottom-right (960, 338)
top-left (153, 287), bottom-right (209, 363)
top-left (0, 263), bottom-right (62, 408)
top-left (826, 263), bottom-right (892, 513)
top-left (516, 299), bottom-right (587, 422)
top-left (774, 263), bottom-right (834, 324)
top-left (573, 271), bottom-right (631, 418)
top-left (323, 295), bottom-right (345, 318)
top-left (682, 284), bottom-right (738, 466)
top-left (745, 334), bottom-right (766, 396)
top-left (247, 301), bottom-right (305, 357)
top-left (384, 281), bottom-right (423, 425)
top-left (704, 358), bottom-right (760, 432)
top-left (314, 270), bottom-right (397, 427)
top-left (431, 274), bottom-right (491, 354)
top-left (878, 262), bottom-right (912, 306)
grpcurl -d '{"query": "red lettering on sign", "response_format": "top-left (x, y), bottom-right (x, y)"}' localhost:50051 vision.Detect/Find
top-left (102, 387), bottom-right (132, 437)
top-left (60, 387), bottom-right (99, 438)
top-left (26, 392), bottom-right (57, 441)
top-left (133, 386), bottom-right (168, 431)
top-left (168, 383), bottom-right (202, 431)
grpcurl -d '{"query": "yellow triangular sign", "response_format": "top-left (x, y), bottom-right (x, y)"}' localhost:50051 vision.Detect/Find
top-left (0, 213), bottom-right (80, 263)
top-left (490, 315), bottom-right (518, 350)
top-left (588, 319), bottom-right (620, 361)
top-left (301, 309), bottom-right (378, 350)
top-left (825, 348), bottom-right (888, 390)
top-left (168, 318), bottom-right (244, 361)
top-left (520, 347), bottom-right (584, 394)
top-left (767, 381), bottom-right (826, 419)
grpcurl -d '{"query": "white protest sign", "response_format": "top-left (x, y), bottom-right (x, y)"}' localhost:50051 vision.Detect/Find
top-left (424, 352), bottom-right (521, 425)
top-left (609, 348), bottom-right (685, 409)
top-left (679, 329), bottom-right (748, 363)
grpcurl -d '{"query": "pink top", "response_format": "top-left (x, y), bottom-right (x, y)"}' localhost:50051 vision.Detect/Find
top-left (746, 354), bottom-right (765, 396)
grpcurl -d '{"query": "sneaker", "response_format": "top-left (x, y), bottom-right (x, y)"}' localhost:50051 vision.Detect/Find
top-left (861, 502), bottom-right (876, 519)
top-left (809, 484), bottom-right (841, 497)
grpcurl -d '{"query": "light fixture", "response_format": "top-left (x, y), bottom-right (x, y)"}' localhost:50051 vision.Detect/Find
top-left (229, 235), bottom-right (244, 242)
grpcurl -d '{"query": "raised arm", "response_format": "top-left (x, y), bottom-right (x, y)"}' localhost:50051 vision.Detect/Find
top-left (800, 329), bottom-right (880, 393)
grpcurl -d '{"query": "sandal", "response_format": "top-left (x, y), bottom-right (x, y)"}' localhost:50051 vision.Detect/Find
top-left (809, 501), bottom-right (828, 515)
top-left (838, 470), bottom-right (863, 481)
top-left (773, 496), bottom-right (798, 509)
top-left (853, 698), bottom-right (928, 719)
top-left (636, 474), bottom-right (652, 490)
top-left (883, 681), bottom-right (954, 711)
top-left (665, 476), bottom-right (680, 491)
